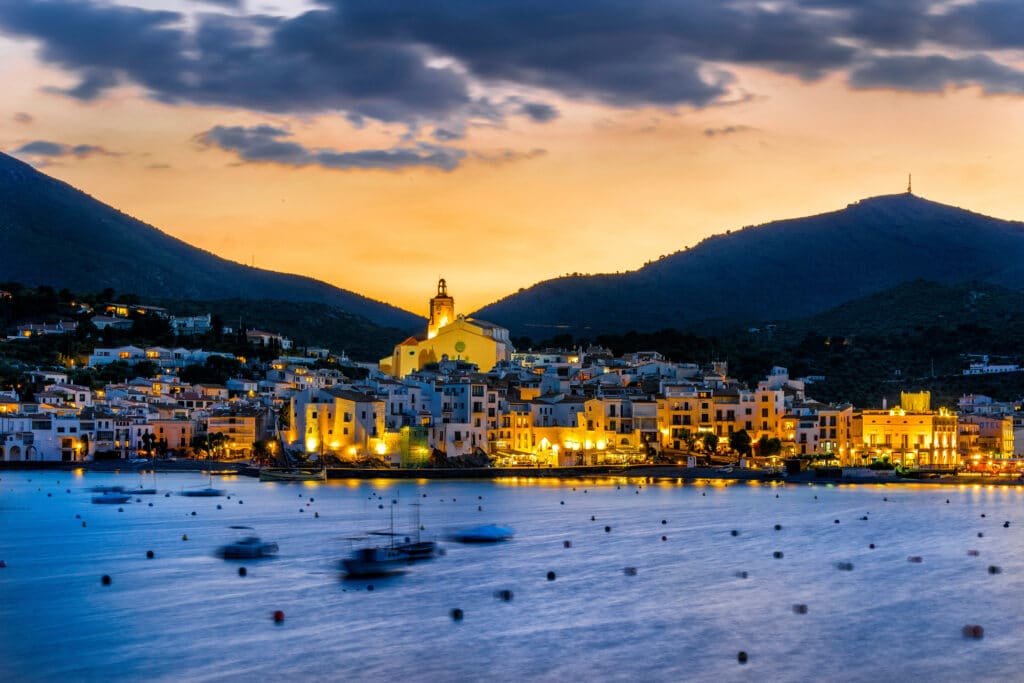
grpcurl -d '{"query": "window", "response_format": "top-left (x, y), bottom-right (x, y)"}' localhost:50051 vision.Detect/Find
top-left (761, 408), bottom-right (769, 418)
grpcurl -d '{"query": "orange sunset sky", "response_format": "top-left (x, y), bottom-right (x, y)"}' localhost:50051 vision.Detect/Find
top-left (2, 1), bottom-right (1024, 314)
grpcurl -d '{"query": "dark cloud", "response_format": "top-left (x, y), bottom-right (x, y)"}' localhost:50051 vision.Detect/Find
top-left (703, 125), bottom-right (753, 137)
top-left (189, 0), bottom-right (244, 9)
top-left (13, 112), bottom-right (33, 124)
top-left (518, 101), bottom-right (559, 123)
top-left (198, 124), bottom-right (466, 171)
top-left (850, 54), bottom-right (1024, 94)
top-left (14, 139), bottom-right (115, 158)
top-left (1, 0), bottom-right (1023, 132)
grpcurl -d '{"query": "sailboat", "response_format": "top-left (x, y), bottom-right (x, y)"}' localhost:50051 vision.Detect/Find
top-left (181, 462), bottom-right (225, 497)
top-left (341, 497), bottom-right (419, 578)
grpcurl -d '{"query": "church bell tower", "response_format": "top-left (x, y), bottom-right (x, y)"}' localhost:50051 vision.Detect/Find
top-left (427, 278), bottom-right (455, 339)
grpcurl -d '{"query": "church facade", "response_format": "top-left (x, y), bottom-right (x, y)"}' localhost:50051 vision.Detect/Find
top-left (382, 279), bottom-right (514, 377)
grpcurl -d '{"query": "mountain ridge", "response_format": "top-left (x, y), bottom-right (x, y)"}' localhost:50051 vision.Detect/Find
top-left (473, 192), bottom-right (1024, 337)
top-left (0, 152), bottom-right (423, 331)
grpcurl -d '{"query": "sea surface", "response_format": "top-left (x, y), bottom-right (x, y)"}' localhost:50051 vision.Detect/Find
top-left (1, 470), bottom-right (1022, 682)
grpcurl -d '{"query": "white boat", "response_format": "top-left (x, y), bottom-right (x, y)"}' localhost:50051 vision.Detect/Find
top-left (218, 536), bottom-right (279, 559)
top-left (448, 524), bottom-right (515, 543)
top-left (92, 492), bottom-right (131, 504)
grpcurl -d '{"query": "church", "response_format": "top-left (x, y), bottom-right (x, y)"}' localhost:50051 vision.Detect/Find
top-left (381, 279), bottom-right (514, 377)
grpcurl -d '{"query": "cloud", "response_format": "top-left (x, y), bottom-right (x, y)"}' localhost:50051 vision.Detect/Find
top-left (14, 139), bottom-right (115, 158)
top-left (2, 0), bottom-right (1024, 131)
top-left (849, 54), bottom-right (1024, 94)
top-left (518, 101), bottom-right (559, 123)
top-left (703, 125), bottom-right (754, 137)
top-left (197, 124), bottom-right (466, 171)
top-left (13, 112), bottom-right (33, 124)
top-left (472, 148), bottom-right (547, 166)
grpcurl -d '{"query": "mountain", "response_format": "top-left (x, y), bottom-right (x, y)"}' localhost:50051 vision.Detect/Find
top-left (0, 152), bottom-right (422, 331)
top-left (474, 193), bottom-right (1024, 338)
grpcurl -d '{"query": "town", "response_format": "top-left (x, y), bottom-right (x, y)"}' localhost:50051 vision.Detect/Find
top-left (0, 280), bottom-right (1018, 473)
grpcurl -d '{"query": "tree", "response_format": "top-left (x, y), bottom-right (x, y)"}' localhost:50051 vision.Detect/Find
top-left (701, 432), bottom-right (719, 453)
top-left (757, 435), bottom-right (782, 457)
top-left (140, 432), bottom-right (156, 458)
top-left (729, 429), bottom-right (752, 456)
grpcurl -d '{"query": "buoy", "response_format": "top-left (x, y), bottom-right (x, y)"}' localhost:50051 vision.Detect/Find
top-left (0, 560), bottom-right (6, 568)
top-left (379, 504), bottom-right (384, 509)
top-left (273, 610), bottom-right (285, 623)
top-left (310, 498), bottom-right (314, 502)
top-left (968, 550), bottom-right (980, 556)
top-left (315, 512), bottom-right (319, 518)
top-left (604, 526), bottom-right (611, 533)
top-left (182, 534), bottom-right (188, 541)
top-left (773, 551), bottom-right (784, 559)
top-left (451, 608), bottom-right (464, 621)
top-left (988, 565), bottom-right (1002, 574)
top-left (191, 511), bottom-right (196, 516)
top-left (75, 514), bottom-right (80, 519)
top-left (978, 532), bottom-right (984, 538)
top-left (661, 536), bottom-right (667, 541)
top-left (869, 543), bottom-right (876, 549)
top-left (731, 530), bottom-right (739, 536)
top-left (101, 575), bottom-right (112, 586)
top-left (962, 625), bottom-right (984, 639)
top-left (883, 497), bottom-right (888, 501)
top-left (563, 540), bottom-right (572, 548)
top-left (591, 516), bottom-right (596, 521)
top-left (547, 571), bottom-right (556, 581)
top-left (1004, 521), bottom-right (1010, 528)
top-left (702, 492), bottom-right (706, 496)
top-left (216, 504), bottom-right (222, 510)
top-left (82, 521), bottom-right (87, 527)
top-left (836, 562), bottom-right (854, 571)
top-left (478, 506), bottom-right (482, 511)
top-left (662, 520), bottom-right (667, 525)
top-left (907, 556), bottom-right (923, 563)
top-left (118, 508), bottom-right (124, 512)
top-left (834, 519), bottom-right (840, 524)
top-left (735, 571), bottom-right (748, 579)
top-left (299, 509), bottom-right (303, 513)
top-left (624, 567), bottom-right (638, 576)
top-left (47, 493), bottom-right (51, 497)
top-left (239, 500), bottom-right (243, 504)
top-left (560, 501), bottom-right (565, 505)
top-left (165, 493), bottom-right (170, 497)
top-left (737, 651), bottom-right (748, 664)
top-left (860, 516), bottom-right (868, 521)
top-left (496, 589), bottom-right (513, 601)
top-left (148, 503), bottom-right (153, 507)
top-left (367, 585), bottom-right (374, 591)
top-left (946, 499), bottom-right (950, 504)
top-left (981, 513), bottom-right (986, 518)
top-left (774, 524), bottom-right (782, 531)
top-left (793, 604), bottom-right (808, 614)
top-left (146, 550), bottom-right (154, 559)
top-left (239, 567), bottom-right (247, 576)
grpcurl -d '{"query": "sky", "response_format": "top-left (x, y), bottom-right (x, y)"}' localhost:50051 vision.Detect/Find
top-left (2, 0), bottom-right (1024, 316)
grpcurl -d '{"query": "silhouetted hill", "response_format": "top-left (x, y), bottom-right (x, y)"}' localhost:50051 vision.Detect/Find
top-left (475, 193), bottom-right (1024, 337)
top-left (0, 152), bottom-right (422, 331)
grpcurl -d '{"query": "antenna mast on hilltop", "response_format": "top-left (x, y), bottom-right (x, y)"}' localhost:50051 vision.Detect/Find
top-left (907, 174), bottom-right (912, 194)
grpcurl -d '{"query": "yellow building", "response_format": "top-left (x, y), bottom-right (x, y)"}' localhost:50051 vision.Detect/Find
top-left (852, 392), bottom-right (959, 467)
top-left (383, 279), bottom-right (514, 377)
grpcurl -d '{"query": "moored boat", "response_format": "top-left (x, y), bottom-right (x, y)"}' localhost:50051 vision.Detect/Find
top-left (448, 524), bottom-right (515, 543)
top-left (258, 468), bottom-right (326, 482)
top-left (92, 492), bottom-right (131, 504)
top-left (341, 546), bottom-right (408, 578)
top-left (180, 486), bottom-right (225, 497)
top-left (217, 536), bottom-right (279, 559)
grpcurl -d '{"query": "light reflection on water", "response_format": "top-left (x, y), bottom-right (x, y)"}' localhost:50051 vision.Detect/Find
top-left (1, 471), bottom-right (1022, 682)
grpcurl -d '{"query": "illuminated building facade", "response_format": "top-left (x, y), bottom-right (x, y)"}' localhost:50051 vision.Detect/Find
top-left (384, 279), bottom-right (513, 377)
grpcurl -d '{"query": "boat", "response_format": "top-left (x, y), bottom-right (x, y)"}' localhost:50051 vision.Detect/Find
top-left (180, 486), bottom-right (225, 497)
top-left (341, 546), bottom-right (408, 578)
top-left (392, 504), bottom-right (438, 561)
top-left (90, 485), bottom-right (125, 493)
top-left (448, 524), bottom-right (515, 543)
top-left (258, 468), bottom-right (326, 482)
top-left (92, 492), bottom-right (132, 504)
top-left (217, 536), bottom-right (279, 559)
